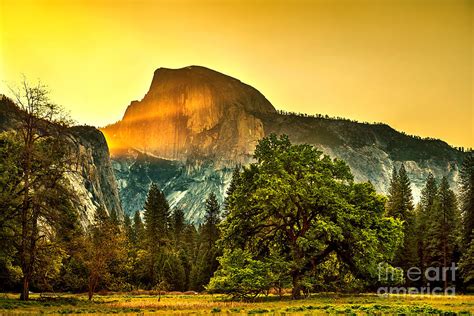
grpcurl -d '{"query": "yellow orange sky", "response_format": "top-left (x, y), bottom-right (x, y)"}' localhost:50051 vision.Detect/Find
top-left (1, 0), bottom-right (473, 147)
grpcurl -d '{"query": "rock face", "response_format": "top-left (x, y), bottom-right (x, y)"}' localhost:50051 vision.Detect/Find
top-left (112, 152), bottom-right (232, 222)
top-left (102, 66), bottom-right (275, 164)
top-left (67, 126), bottom-right (124, 224)
top-left (0, 96), bottom-right (123, 225)
top-left (100, 66), bottom-right (467, 221)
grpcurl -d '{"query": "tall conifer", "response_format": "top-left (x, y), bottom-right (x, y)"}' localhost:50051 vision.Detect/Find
top-left (417, 173), bottom-right (438, 283)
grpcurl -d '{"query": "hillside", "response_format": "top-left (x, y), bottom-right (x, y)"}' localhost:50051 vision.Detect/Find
top-left (99, 66), bottom-right (467, 221)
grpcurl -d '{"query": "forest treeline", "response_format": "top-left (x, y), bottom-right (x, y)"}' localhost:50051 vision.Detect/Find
top-left (0, 83), bottom-right (473, 301)
top-left (275, 109), bottom-right (473, 153)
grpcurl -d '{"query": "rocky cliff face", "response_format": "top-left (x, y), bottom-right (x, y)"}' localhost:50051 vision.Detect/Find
top-left (102, 66), bottom-right (274, 164)
top-left (66, 126), bottom-right (124, 224)
top-left (0, 96), bottom-right (123, 224)
top-left (100, 66), bottom-right (467, 221)
top-left (112, 151), bottom-right (232, 222)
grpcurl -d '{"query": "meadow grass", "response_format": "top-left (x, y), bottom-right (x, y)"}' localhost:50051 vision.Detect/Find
top-left (0, 292), bottom-right (473, 315)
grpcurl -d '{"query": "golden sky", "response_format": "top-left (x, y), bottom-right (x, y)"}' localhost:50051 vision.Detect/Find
top-left (1, 0), bottom-right (473, 147)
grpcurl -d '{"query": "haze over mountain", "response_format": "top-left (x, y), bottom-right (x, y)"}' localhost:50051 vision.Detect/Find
top-left (101, 66), bottom-right (467, 221)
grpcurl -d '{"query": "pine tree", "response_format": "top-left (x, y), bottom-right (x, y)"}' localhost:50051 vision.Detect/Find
top-left (123, 214), bottom-right (135, 265)
top-left (386, 164), bottom-right (415, 275)
top-left (417, 173), bottom-right (438, 281)
top-left (223, 166), bottom-right (241, 216)
top-left (398, 164), bottom-right (414, 216)
top-left (459, 233), bottom-right (474, 286)
top-left (142, 183), bottom-right (170, 287)
top-left (169, 208), bottom-right (190, 290)
top-left (124, 214), bottom-right (133, 241)
top-left (421, 173), bottom-right (438, 212)
top-left (460, 154), bottom-right (474, 247)
top-left (386, 164), bottom-right (417, 270)
top-left (191, 193), bottom-right (222, 290)
top-left (227, 166), bottom-right (241, 194)
top-left (386, 166), bottom-right (400, 217)
top-left (143, 183), bottom-right (170, 248)
top-left (425, 177), bottom-right (458, 289)
top-left (172, 208), bottom-right (185, 244)
top-left (387, 164), bottom-right (414, 219)
top-left (459, 154), bottom-right (474, 289)
top-left (183, 224), bottom-right (199, 290)
top-left (204, 193), bottom-right (220, 247)
top-left (133, 210), bottom-right (145, 247)
top-left (126, 210), bottom-right (147, 289)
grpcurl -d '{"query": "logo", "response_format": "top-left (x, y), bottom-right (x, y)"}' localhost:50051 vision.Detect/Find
top-left (377, 262), bottom-right (457, 296)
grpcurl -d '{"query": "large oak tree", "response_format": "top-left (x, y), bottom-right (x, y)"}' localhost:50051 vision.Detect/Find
top-left (215, 134), bottom-right (403, 298)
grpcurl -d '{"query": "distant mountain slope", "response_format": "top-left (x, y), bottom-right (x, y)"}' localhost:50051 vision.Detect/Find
top-left (260, 112), bottom-right (463, 199)
top-left (100, 66), bottom-right (467, 221)
top-left (112, 151), bottom-right (232, 222)
top-left (0, 96), bottom-right (123, 224)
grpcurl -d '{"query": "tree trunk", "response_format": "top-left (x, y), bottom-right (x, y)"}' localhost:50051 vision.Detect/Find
top-left (20, 206), bottom-right (39, 301)
top-left (291, 272), bottom-right (302, 299)
top-left (88, 275), bottom-right (98, 301)
top-left (443, 237), bottom-right (448, 291)
top-left (20, 277), bottom-right (29, 301)
top-left (19, 132), bottom-right (32, 301)
top-left (19, 179), bottom-right (29, 301)
top-left (88, 289), bottom-right (93, 301)
top-left (443, 208), bottom-right (448, 291)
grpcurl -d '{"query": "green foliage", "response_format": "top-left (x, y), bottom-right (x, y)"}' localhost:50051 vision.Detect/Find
top-left (132, 210), bottom-right (145, 247)
top-left (32, 241), bottom-right (67, 291)
top-left (459, 234), bottom-right (474, 285)
top-left (0, 85), bottom-right (467, 297)
top-left (414, 173), bottom-right (439, 282)
top-left (143, 183), bottom-right (170, 248)
top-left (206, 249), bottom-right (273, 300)
top-left (460, 155), bottom-right (474, 289)
top-left (385, 164), bottom-right (418, 279)
top-left (141, 183), bottom-right (171, 287)
top-left (215, 134), bottom-right (403, 298)
top-left (386, 164), bottom-right (414, 220)
top-left (0, 133), bottom-right (22, 290)
top-left (129, 183), bottom-right (215, 292)
top-left (0, 133), bottom-right (22, 228)
top-left (188, 193), bottom-right (222, 291)
top-left (460, 154), bottom-right (474, 246)
top-left (84, 207), bottom-right (127, 300)
top-left (409, 174), bottom-right (461, 288)
top-left (203, 193), bottom-right (220, 243)
top-left (172, 208), bottom-right (185, 243)
top-left (0, 81), bottom-right (77, 300)
top-left (426, 177), bottom-right (459, 268)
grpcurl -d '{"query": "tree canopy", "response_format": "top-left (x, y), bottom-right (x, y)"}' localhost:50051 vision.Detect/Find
top-left (211, 134), bottom-right (403, 298)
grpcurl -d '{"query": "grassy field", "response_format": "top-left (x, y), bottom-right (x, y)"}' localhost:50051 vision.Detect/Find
top-left (0, 293), bottom-right (473, 315)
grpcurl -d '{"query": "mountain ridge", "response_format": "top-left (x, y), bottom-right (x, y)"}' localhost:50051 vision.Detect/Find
top-left (99, 66), bottom-right (467, 220)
